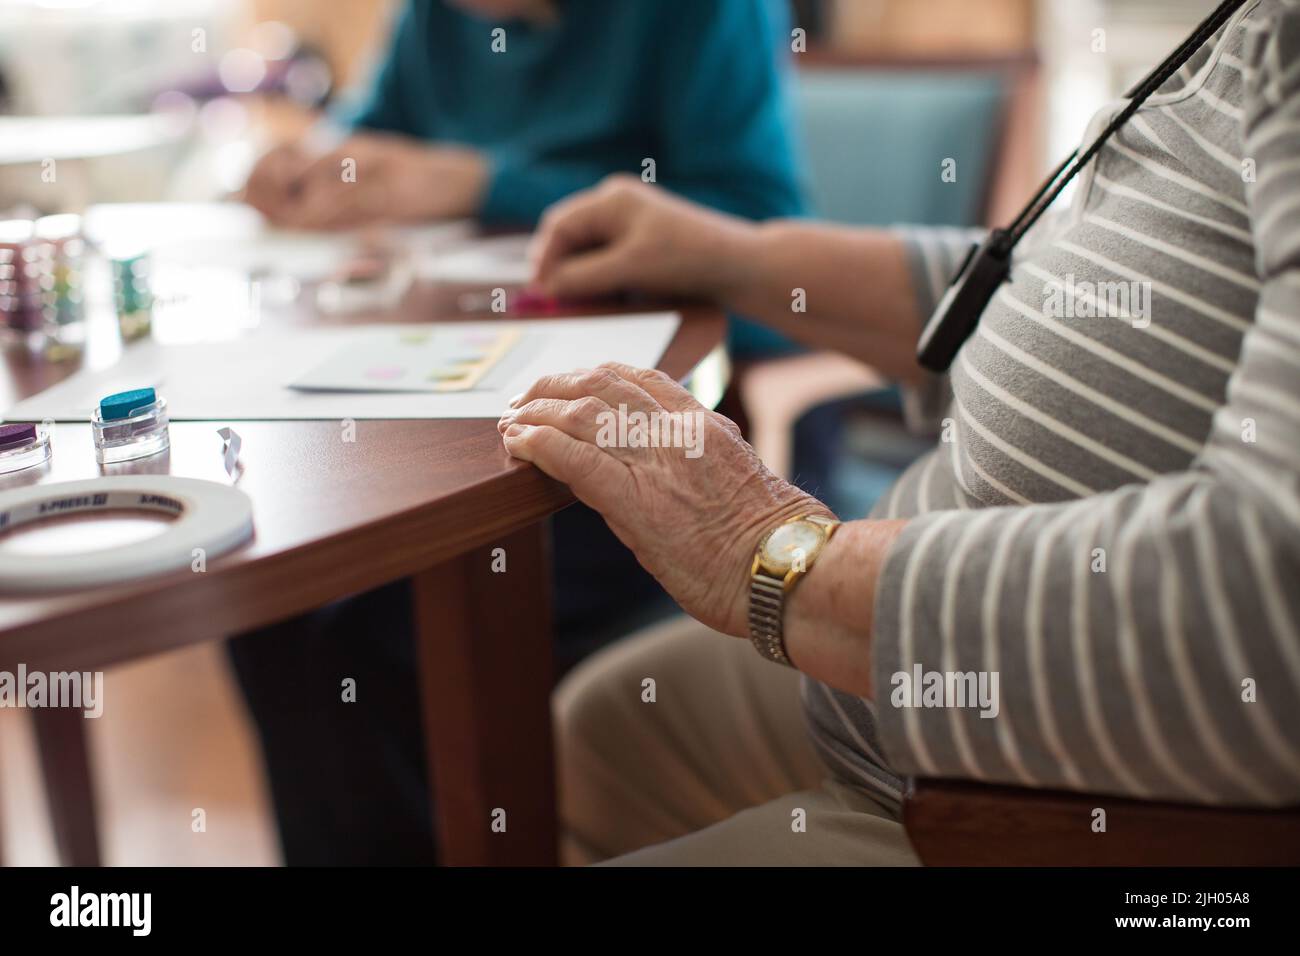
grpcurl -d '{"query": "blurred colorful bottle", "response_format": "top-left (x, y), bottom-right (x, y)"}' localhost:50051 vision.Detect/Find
top-left (109, 247), bottom-right (154, 342)
top-left (35, 214), bottom-right (88, 359)
top-left (0, 215), bottom-right (87, 360)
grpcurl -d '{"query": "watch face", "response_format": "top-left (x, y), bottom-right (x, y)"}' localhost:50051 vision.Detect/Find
top-left (761, 520), bottom-right (826, 575)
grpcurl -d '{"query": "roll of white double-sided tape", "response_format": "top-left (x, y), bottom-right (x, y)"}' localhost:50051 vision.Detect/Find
top-left (0, 476), bottom-right (254, 591)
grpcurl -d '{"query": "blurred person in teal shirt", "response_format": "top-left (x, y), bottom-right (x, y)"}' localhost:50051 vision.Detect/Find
top-left (245, 0), bottom-right (804, 226)
top-left (231, 0), bottom-right (808, 865)
top-left (245, 0), bottom-right (806, 354)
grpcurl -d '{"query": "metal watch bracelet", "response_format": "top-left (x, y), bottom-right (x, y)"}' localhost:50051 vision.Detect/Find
top-left (748, 571), bottom-right (791, 666)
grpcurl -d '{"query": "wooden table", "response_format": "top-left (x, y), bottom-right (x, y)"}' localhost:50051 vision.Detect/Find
top-left (0, 270), bottom-right (726, 867)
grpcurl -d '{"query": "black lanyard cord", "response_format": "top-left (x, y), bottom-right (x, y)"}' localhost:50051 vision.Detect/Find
top-left (997, 0), bottom-right (1248, 255)
top-left (917, 0), bottom-right (1251, 373)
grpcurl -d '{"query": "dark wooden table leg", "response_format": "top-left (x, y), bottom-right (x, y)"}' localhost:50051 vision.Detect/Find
top-left (413, 520), bottom-right (558, 866)
top-left (31, 708), bottom-right (101, 866)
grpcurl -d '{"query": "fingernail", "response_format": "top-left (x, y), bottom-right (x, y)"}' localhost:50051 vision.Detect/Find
top-left (508, 392), bottom-right (525, 408)
top-left (504, 424), bottom-right (526, 438)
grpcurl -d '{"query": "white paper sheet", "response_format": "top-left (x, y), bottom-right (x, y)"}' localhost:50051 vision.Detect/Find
top-left (290, 325), bottom-right (523, 393)
top-left (84, 203), bottom-right (476, 282)
top-left (4, 313), bottom-right (681, 422)
top-left (414, 234), bottom-right (534, 285)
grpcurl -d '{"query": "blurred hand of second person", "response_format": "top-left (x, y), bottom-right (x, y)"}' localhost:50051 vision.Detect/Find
top-left (241, 142), bottom-right (311, 224)
top-left (529, 175), bottom-right (757, 301)
top-left (244, 133), bottom-right (488, 230)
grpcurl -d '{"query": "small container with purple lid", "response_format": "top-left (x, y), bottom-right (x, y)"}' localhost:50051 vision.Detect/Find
top-left (0, 422), bottom-right (51, 474)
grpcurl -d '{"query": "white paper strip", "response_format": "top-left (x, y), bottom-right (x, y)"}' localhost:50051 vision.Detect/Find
top-left (4, 313), bottom-right (681, 422)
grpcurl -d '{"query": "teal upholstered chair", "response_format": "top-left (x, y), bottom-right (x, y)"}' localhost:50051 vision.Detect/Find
top-left (795, 66), bottom-right (1005, 226)
top-left (738, 61), bottom-right (1019, 520)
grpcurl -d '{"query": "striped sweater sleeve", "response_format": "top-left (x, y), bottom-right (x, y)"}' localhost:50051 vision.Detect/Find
top-left (893, 225), bottom-right (986, 433)
top-left (870, 9), bottom-right (1300, 807)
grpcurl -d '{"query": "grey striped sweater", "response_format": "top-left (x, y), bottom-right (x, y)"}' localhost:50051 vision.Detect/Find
top-left (803, 0), bottom-right (1300, 812)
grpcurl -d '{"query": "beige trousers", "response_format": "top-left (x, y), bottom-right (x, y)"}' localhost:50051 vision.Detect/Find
top-left (553, 616), bottom-right (920, 866)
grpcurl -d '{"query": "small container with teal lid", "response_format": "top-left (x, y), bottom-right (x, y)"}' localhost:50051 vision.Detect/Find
top-left (91, 387), bottom-right (169, 464)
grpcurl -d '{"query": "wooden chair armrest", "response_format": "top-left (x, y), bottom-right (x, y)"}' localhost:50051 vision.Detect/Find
top-left (903, 778), bottom-right (1300, 866)
top-left (726, 352), bottom-right (884, 478)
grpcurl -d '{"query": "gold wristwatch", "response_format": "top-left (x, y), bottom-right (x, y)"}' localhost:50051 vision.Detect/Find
top-left (748, 513), bottom-right (840, 666)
